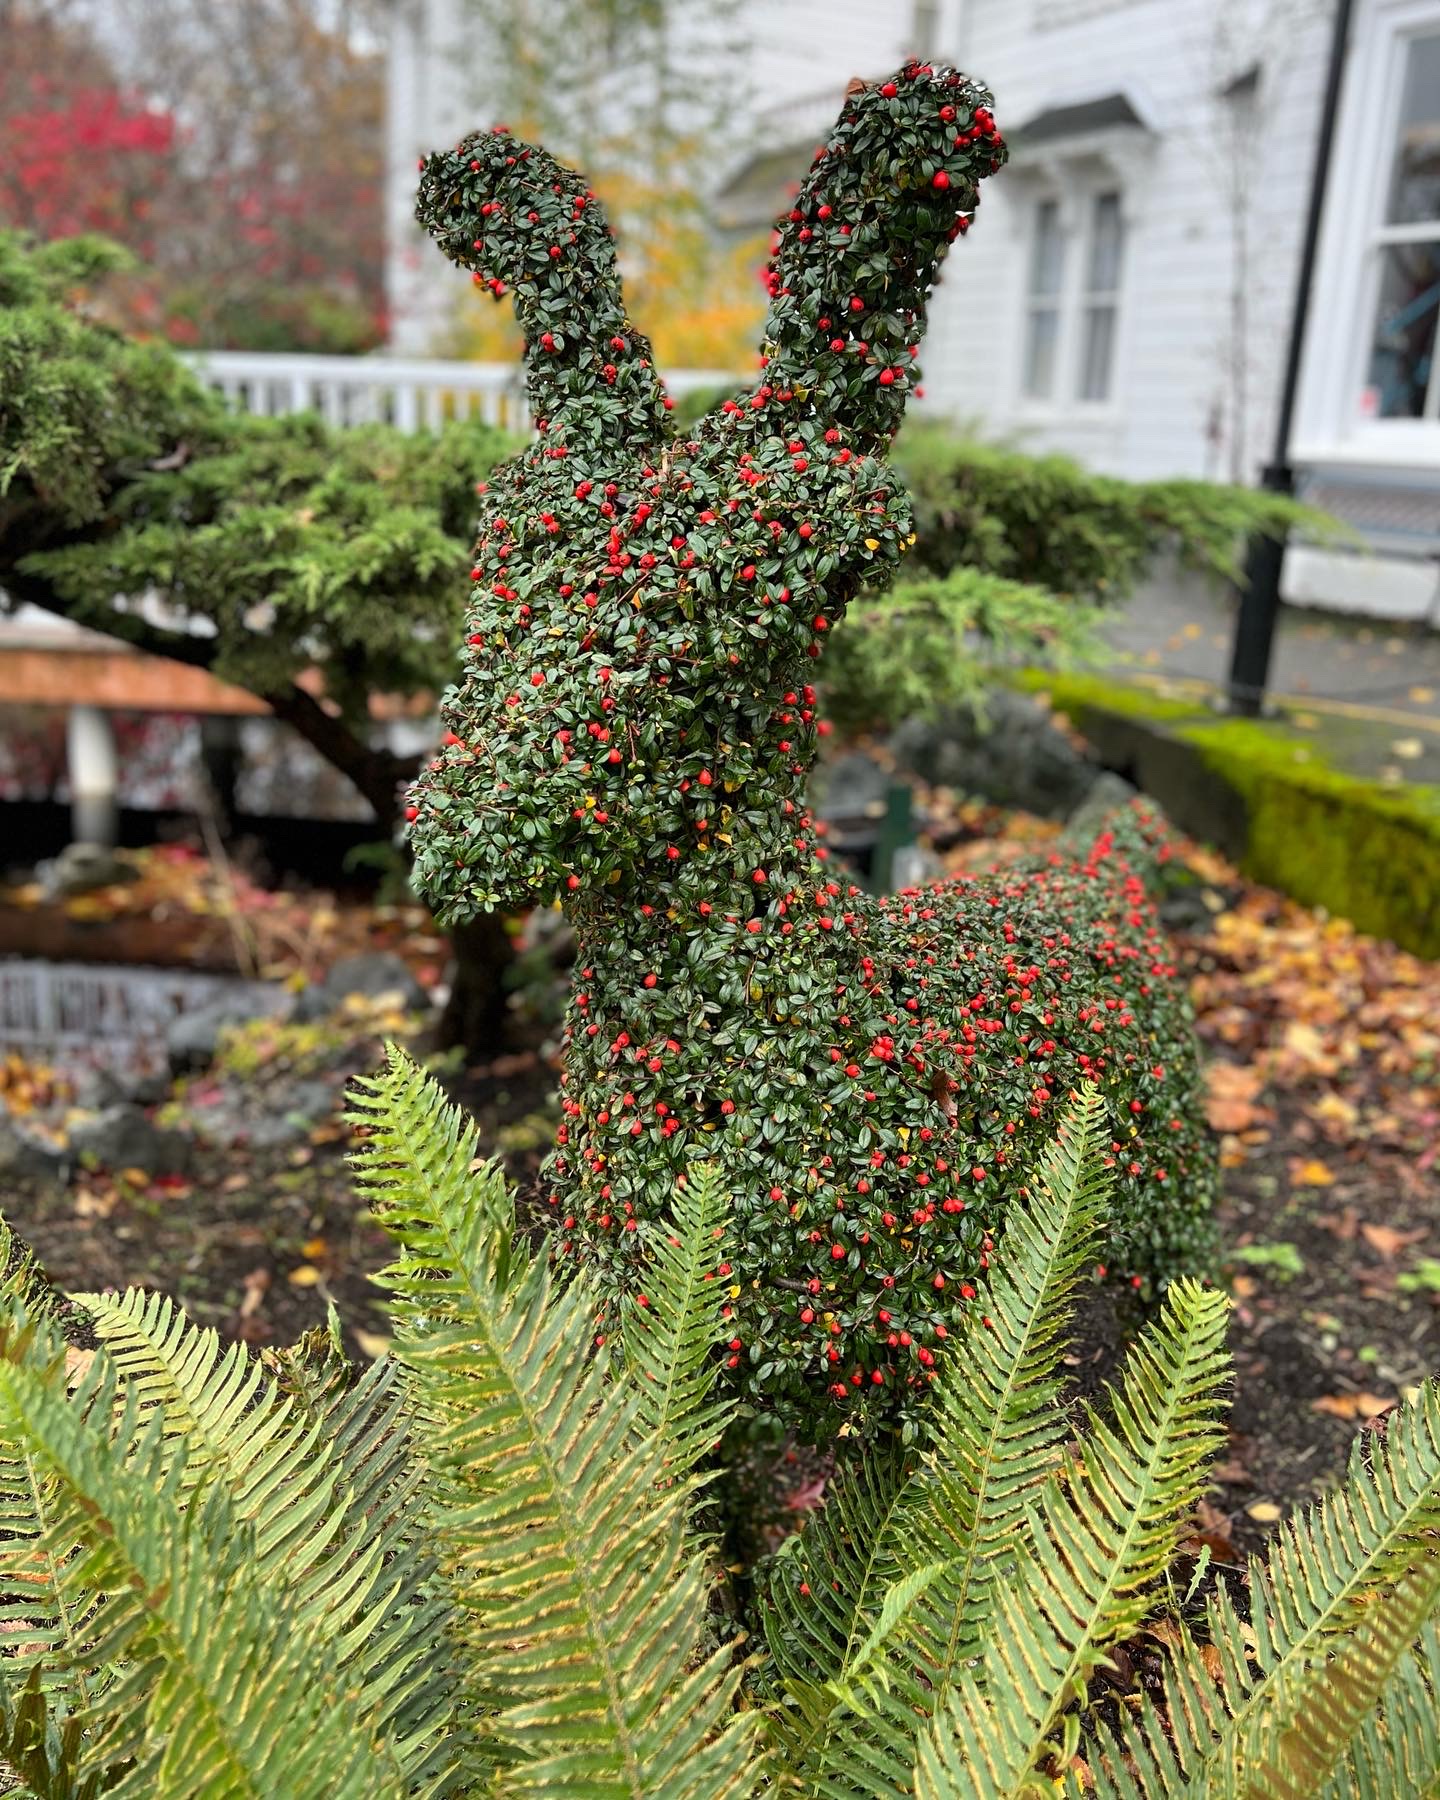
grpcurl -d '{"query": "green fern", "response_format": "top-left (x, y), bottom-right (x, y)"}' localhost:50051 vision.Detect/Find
top-left (1077, 1379), bottom-right (1440, 1799)
top-left (349, 1045), bottom-right (763, 1797)
top-left (1322, 1618), bottom-right (1440, 1799)
top-left (69, 1284), bottom-right (462, 1793)
top-left (0, 1314), bottom-right (394, 1799)
top-left (913, 1276), bottom-right (1231, 1798)
top-left (619, 1162), bottom-right (734, 1479)
top-left (764, 1088), bottom-right (1113, 1796)
top-left (0, 1668), bottom-right (114, 1799)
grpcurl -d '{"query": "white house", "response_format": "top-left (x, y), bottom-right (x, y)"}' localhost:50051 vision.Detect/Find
top-left (382, 0), bottom-right (1439, 620)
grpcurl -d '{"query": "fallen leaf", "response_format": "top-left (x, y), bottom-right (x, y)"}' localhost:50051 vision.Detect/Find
top-left (1290, 1157), bottom-right (1336, 1188)
top-left (1311, 1392), bottom-right (1394, 1420)
top-left (286, 1265), bottom-right (321, 1287)
top-left (354, 1329), bottom-right (391, 1360)
top-left (1360, 1222), bottom-right (1426, 1260)
top-left (301, 1236), bottom-right (328, 1260)
top-left (237, 1268), bottom-right (270, 1320)
top-left (1204, 1061), bottom-right (1266, 1133)
top-left (1245, 1502), bottom-right (1282, 1523)
top-left (1390, 737), bottom-right (1424, 760)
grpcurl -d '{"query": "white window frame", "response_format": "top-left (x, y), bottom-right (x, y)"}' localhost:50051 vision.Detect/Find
top-left (1294, 0), bottom-right (1440, 468)
top-left (1016, 181), bottom-right (1130, 416)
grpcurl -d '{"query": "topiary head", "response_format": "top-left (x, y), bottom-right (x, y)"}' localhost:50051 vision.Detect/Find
top-left (405, 65), bottom-right (1006, 920)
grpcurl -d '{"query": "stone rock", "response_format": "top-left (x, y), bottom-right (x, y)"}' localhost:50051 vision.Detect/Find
top-left (0, 1114), bottom-right (67, 1182)
top-left (204, 1077), bottom-right (337, 1152)
top-left (165, 984), bottom-right (293, 1073)
top-left (39, 842), bottom-right (139, 898)
top-left (68, 1103), bottom-right (192, 1176)
top-left (889, 690), bottom-right (1102, 819)
top-left (1063, 770), bottom-right (1140, 844)
top-left (293, 951), bottom-right (427, 1021)
top-left (71, 1064), bottom-right (171, 1111)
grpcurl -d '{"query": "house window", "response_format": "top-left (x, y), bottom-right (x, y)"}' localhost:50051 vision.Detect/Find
top-left (1079, 191), bottom-right (1125, 400)
top-left (1022, 190), bottom-right (1127, 404)
top-left (1023, 198), bottom-right (1066, 398)
top-left (1363, 29), bottom-right (1440, 421)
top-left (909, 0), bottom-right (941, 51)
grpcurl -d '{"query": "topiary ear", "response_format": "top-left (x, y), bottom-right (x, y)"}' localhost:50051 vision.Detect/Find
top-left (701, 62), bottom-right (1006, 452)
top-left (417, 130), bottom-right (673, 455)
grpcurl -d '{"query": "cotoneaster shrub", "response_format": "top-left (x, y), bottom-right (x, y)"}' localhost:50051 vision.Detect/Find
top-left (404, 62), bottom-right (1217, 1443)
top-left (1, 1067), bottom-right (1438, 1799)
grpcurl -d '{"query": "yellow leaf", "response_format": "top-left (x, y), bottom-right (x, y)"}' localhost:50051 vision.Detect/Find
top-left (1246, 1502), bottom-right (1282, 1523)
top-left (1291, 1158), bottom-right (1335, 1188)
top-left (286, 1266), bottom-right (322, 1287)
top-left (354, 1330), bottom-right (391, 1360)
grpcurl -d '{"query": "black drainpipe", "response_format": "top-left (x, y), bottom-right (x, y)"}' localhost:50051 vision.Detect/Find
top-left (1226, 0), bottom-right (1355, 716)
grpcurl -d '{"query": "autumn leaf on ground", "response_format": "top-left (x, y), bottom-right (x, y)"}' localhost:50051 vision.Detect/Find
top-left (1359, 1222), bottom-right (1427, 1260)
top-left (1204, 1060), bottom-right (1267, 1132)
top-left (1312, 1391), bottom-right (1395, 1420)
top-left (1289, 1156), bottom-right (1336, 1188)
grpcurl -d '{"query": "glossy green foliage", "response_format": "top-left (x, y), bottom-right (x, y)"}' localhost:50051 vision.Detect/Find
top-left (404, 66), bottom-right (1215, 1444)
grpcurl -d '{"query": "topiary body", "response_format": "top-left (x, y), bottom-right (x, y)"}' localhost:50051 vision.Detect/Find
top-left (406, 62), bottom-right (1216, 1442)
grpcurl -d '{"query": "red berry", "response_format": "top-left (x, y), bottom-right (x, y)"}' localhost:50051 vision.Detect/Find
top-left (932, 170), bottom-right (951, 190)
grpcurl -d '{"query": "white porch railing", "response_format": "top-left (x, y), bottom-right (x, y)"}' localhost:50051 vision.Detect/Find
top-left (184, 350), bottom-right (739, 434)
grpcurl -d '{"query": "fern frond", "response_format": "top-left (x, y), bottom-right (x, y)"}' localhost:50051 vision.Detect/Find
top-left (915, 1277), bottom-right (1231, 1799)
top-left (64, 1286), bottom-right (462, 1793)
top-left (1322, 1618), bottom-right (1440, 1800)
top-left (269, 1326), bottom-right (473, 1792)
top-left (0, 1667), bottom-right (112, 1799)
top-left (1239, 1559), bottom-right (1440, 1800)
top-left (901, 1087), bottom-right (1112, 1678)
top-left (1079, 1380), bottom-right (1440, 1800)
top-left (619, 1161), bottom-right (733, 1479)
top-left (352, 1045), bottom-right (763, 1797)
top-left (764, 1089), bottom-right (1112, 1799)
top-left (761, 1446), bottom-right (920, 1797)
top-left (0, 1315), bottom-right (391, 1800)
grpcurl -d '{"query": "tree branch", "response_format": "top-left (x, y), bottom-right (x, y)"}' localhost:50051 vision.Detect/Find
top-left (2, 565), bottom-right (419, 830)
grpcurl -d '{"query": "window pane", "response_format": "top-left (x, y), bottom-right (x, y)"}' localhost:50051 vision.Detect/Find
top-left (1079, 304), bottom-right (1117, 401)
top-left (1364, 240), bottom-right (1439, 418)
top-left (1386, 32), bottom-right (1440, 225)
top-left (1024, 307), bottom-right (1059, 398)
top-left (909, 0), bottom-right (940, 50)
top-left (1087, 192), bottom-right (1124, 293)
top-left (1028, 199), bottom-right (1065, 298)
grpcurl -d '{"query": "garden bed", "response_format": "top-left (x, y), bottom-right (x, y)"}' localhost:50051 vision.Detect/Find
top-left (1, 821), bottom-right (1436, 1549)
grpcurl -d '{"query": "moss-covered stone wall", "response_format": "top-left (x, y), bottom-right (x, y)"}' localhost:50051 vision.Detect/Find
top-left (1025, 673), bottom-right (1440, 959)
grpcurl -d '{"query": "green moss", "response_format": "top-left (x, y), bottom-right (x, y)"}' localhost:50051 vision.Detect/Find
top-left (1013, 668), bottom-right (1210, 725)
top-left (1025, 671), bottom-right (1440, 958)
